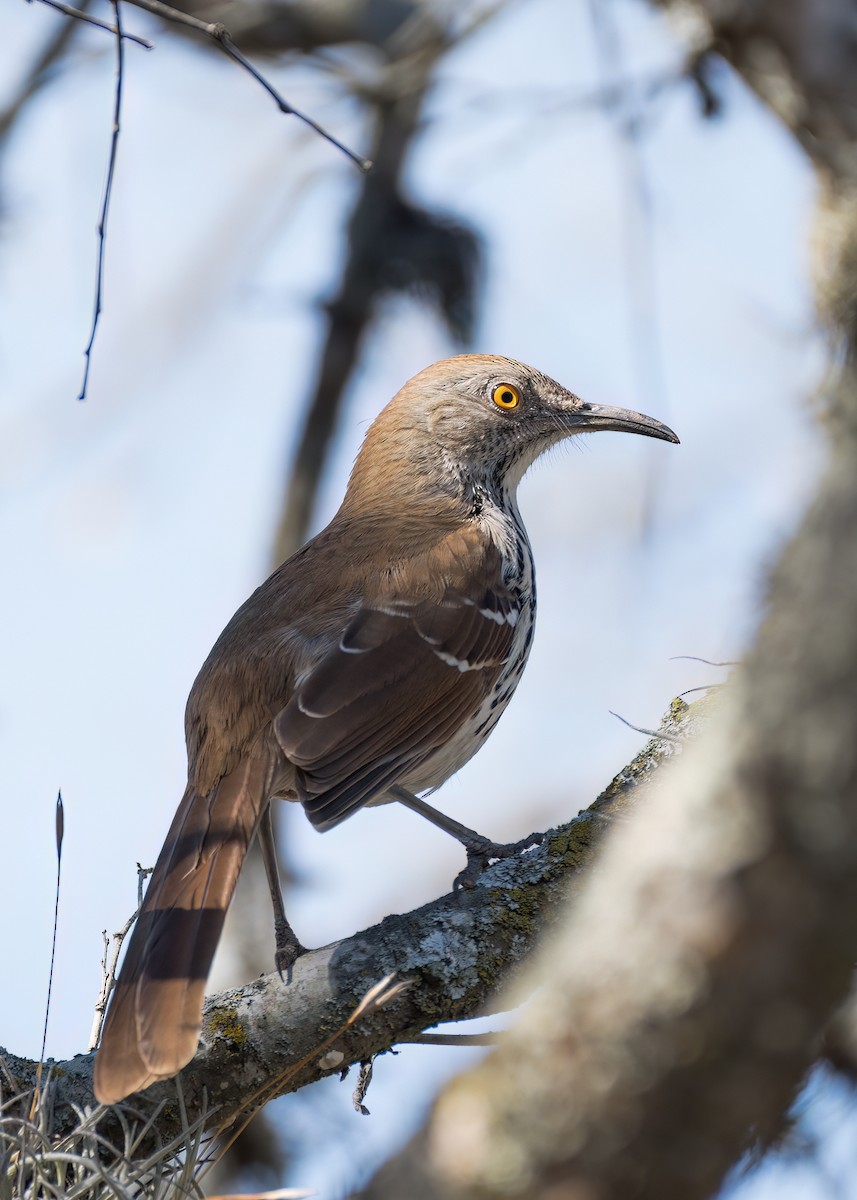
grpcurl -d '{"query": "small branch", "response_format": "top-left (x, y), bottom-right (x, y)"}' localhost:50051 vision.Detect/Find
top-left (121, 0), bottom-right (371, 172)
top-left (77, 0), bottom-right (125, 402)
top-left (137, 861), bottom-right (153, 909)
top-left (88, 864), bottom-right (152, 1051)
top-left (88, 919), bottom-right (133, 1052)
top-left (670, 655), bottom-right (736, 667)
top-left (352, 1060), bottom-right (375, 1115)
top-left (32, 0), bottom-right (153, 48)
top-left (402, 1032), bottom-right (499, 1047)
top-left (608, 710), bottom-right (682, 743)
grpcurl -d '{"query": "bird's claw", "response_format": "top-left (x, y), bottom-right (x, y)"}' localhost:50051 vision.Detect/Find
top-left (453, 831), bottom-right (544, 891)
top-left (274, 930), bottom-right (306, 980)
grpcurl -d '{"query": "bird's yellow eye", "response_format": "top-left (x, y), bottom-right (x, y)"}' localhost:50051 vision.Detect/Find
top-left (492, 383), bottom-right (520, 410)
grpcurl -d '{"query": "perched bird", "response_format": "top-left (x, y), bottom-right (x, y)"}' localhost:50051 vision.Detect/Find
top-left (94, 354), bottom-right (678, 1104)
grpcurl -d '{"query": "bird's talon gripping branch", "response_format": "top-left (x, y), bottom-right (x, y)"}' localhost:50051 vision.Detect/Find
top-left (454, 855), bottom-right (488, 891)
top-left (454, 831), bottom-right (545, 890)
top-left (274, 932), bottom-right (306, 980)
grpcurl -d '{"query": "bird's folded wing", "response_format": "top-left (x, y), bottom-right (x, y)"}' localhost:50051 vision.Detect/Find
top-left (274, 582), bottom-right (519, 830)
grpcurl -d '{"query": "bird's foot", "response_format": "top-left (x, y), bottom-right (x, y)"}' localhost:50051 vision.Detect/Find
top-left (274, 924), bottom-right (307, 980)
top-left (454, 831), bottom-right (544, 891)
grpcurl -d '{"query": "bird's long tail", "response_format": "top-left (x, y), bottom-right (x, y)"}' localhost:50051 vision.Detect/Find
top-left (93, 748), bottom-right (276, 1104)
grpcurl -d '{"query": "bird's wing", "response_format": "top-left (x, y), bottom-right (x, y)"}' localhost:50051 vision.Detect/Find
top-left (274, 562), bottom-right (521, 831)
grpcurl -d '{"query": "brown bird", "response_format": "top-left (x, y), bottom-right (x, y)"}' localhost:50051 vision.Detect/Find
top-left (93, 354), bottom-right (678, 1104)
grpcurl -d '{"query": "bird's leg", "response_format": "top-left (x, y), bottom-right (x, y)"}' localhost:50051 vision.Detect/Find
top-left (388, 785), bottom-right (543, 890)
top-left (258, 803), bottom-right (306, 975)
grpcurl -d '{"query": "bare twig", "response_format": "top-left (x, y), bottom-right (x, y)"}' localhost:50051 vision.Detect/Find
top-left (137, 861), bottom-right (153, 909)
top-left (77, 0), bottom-right (125, 402)
top-left (608, 709), bottom-right (682, 743)
top-left (352, 1059), bottom-right (375, 1115)
top-left (31, 0), bottom-right (153, 48)
top-left (72, 0), bottom-right (369, 402)
top-left (402, 1032), bottom-right (499, 1047)
top-left (121, 0), bottom-right (371, 172)
top-left (678, 683), bottom-right (725, 698)
top-left (89, 918), bottom-right (133, 1052)
top-left (88, 864), bottom-right (152, 1050)
top-left (670, 655), bottom-right (737, 667)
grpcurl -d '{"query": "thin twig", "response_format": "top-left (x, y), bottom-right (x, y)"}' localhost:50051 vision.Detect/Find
top-left (401, 1032), bottom-right (500, 1047)
top-left (137, 861), bottom-right (153, 909)
top-left (77, 0), bottom-right (124, 402)
top-left (609, 710), bottom-right (682, 744)
top-left (352, 1059), bottom-right (374, 1115)
top-left (32, 0), bottom-right (153, 48)
top-left (88, 917), bottom-right (133, 1051)
top-left (678, 683), bottom-right (726, 699)
top-left (88, 865), bottom-right (152, 1050)
top-left (670, 655), bottom-right (737, 667)
top-left (121, 0), bottom-right (371, 172)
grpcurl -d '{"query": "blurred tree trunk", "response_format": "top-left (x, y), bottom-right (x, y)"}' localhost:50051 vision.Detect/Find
top-left (354, 2), bottom-right (857, 1197)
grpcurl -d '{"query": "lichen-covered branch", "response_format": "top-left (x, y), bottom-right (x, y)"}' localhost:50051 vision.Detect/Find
top-left (0, 699), bottom-right (700, 1152)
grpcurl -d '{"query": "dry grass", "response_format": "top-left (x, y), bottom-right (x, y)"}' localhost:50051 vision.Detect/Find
top-left (0, 1073), bottom-right (208, 1200)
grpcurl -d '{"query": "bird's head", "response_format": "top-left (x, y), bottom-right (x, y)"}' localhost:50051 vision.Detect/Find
top-left (345, 354), bottom-right (678, 511)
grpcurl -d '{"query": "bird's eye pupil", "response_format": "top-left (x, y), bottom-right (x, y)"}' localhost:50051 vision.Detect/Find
top-left (501, 391), bottom-right (513, 404)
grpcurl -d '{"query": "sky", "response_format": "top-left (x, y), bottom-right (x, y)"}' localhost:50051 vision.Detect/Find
top-left (0, 0), bottom-right (842, 1194)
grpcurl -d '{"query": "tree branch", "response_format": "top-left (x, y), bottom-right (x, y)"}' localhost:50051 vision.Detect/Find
top-left (119, 0), bottom-right (371, 172)
top-left (77, 0), bottom-right (125, 403)
top-left (32, 0), bottom-right (153, 48)
top-left (0, 698), bottom-right (703, 1152)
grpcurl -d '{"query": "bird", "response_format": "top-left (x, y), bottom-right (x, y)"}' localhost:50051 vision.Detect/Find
top-left (93, 354), bottom-right (678, 1104)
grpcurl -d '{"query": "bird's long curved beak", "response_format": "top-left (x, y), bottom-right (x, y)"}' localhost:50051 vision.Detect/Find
top-left (568, 400), bottom-right (679, 444)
